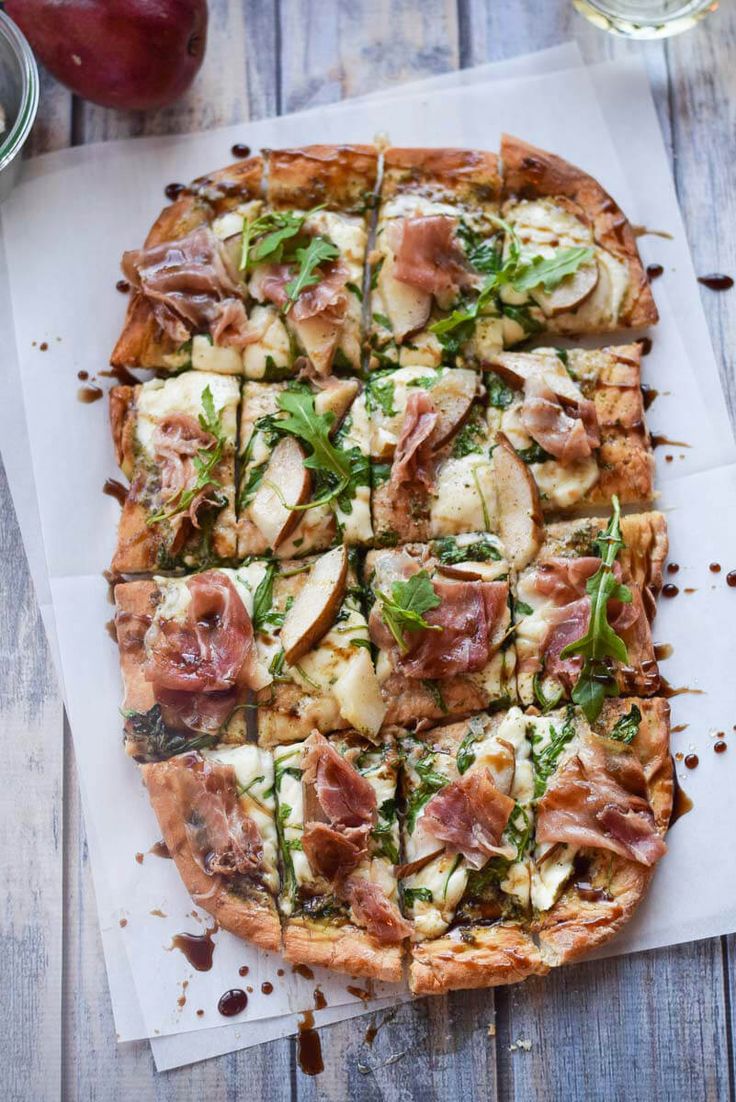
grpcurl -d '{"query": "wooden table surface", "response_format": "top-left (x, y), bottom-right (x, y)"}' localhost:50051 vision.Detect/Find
top-left (2, 2), bottom-right (735, 1099)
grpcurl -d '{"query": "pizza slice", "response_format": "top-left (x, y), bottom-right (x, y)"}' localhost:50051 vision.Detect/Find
top-left (237, 376), bottom-right (372, 559)
top-left (141, 743), bottom-right (282, 951)
top-left (238, 144), bottom-right (377, 378)
top-left (529, 697), bottom-right (671, 966)
top-left (109, 371), bottom-right (239, 572)
top-left (484, 342), bottom-right (654, 512)
top-left (111, 155), bottom-right (265, 373)
top-left (513, 503), bottom-right (668, 711)
top-left (367, 364), bottom-right (544, 564)
top-left (364, 535), bottom-right (516, 728)
top-left (498, 134), bottom-right (658, 339)
top-left (251, 546), bottom-right (386, 747)
top-left (369, 147), bottom-right (503, 370)
top-left (274, 730), bottom-right (408, 981)
top-left (114, 566), bottom-right (273, 760)
top-left (400, 710), bottom-right (547, 995)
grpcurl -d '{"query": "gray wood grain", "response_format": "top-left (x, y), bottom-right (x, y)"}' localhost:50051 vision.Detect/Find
top-left (2, 1), bottom-right (735, 1099)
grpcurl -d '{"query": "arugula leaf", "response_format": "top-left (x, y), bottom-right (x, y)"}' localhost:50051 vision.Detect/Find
top-left (376, 571), bottom-right (442, 653)
top-left (273, 750), bottom-right (302, 791)
top-left (284, 236), bottom-right (340, 309)
top-left (505, 802), bottom-right (533, 861)
top-left (240, 208), bottom-right (306, 270)
top-left (251, 563), bottom-right (283, 633)
top-left (501, 303), bottom-right (543, 335)
top-left (456, 716), bottom-right (486, 775)
top-left (607, 703), bottom-right (642, 744)
top-left (148, 385), bottom-right (226, 526)
top-left (442, 854), bottom-right (464, 899)
top-left (514, 599), bottom-right (533, 617)
top-left (422, 679), bottom-right (448, 715)
top-left (366, 373), bottom-right (397, 417)
top-left (451, 415), bottom-right (485, 459)
top-left (403, 886), bottom-right (434, 907)
top-left (533, 672), bottom-right (564, 715)
top-left (276, 386), bottom-right (368, 513)
top-left (406, 748), bottom-right (448, 833)
top-left (531, 709), bottom-right (578, 799)
top-left (123, 705), bottom-right (217, 762)
top-left (511, 247), bottom-right (595, 293)
top-left (560, 496), bottom-right (632, 724)
top-left (371, 798), bottom-right (399, 864)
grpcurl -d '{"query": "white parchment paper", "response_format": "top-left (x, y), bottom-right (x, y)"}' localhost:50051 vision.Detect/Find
top-left (2, 47), bottom-right (735, 1070)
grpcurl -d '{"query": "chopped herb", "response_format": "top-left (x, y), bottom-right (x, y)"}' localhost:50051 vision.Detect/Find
top-left (560, 497), bottom-right (632, 723)
top-left (406, 749), bottom-right (448, 833)
top-left (456, 716), bottom-right (487, 775)
top-left (251, 563), bottom-right (279, 632)
top-left (273, 751), bottom-right (301, 791)
top-left (442, 854), bottom-right (464, 899)
top-left (451, 415), bottom-right (485, 459)
top-left (514, 599), bottom-right (533, 617)
top-left (371, 798), bottom-right (399, 864)
top-left (376, 571), bottom-right (442, 653)
top-left (371, 461), bottom-right (391, 488)
top-left (269, 648), bottom-right (287, 680)
top-left (511, 247), bottom-right (595, 293)
top-left (123, 705), bottom-right (216, 762)
top-left (434, 534), bottom-right (502, 565)
top-left (349, 637), bottom-right (372, 650)
top-left (403, 886), bottom-right (434, 907)
top-left (372, 312), bottom-right (392, 330)
top-left (366, 373), bottom-right (397, 417)
top-left (607, 703), bottom-right (642, 744)
top-left (346, 281), bottom-right (363, 302)
top-left (501, 303), bottom-right (543, 335)
top-left (485, 371), bottom-right (516, 409)
top-left (422, 679), bottom-right (448, 714)
top-left (505, 802), bottom-right (533, 861)
top-left (516, 441), bottom-right (553, 465)
top-left (555, 348), bottom-right (569, 366)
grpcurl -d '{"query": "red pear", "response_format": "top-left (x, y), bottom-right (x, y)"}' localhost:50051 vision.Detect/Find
top-left (6, 0), bottom-right (208, 111)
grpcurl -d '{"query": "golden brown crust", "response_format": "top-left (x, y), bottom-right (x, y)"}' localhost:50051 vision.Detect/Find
top-left (409, 923), bottom-right (548, 995)
top-left (142, 757), bottom-right (281, 953)
top-left (283, 916), bottom-right (403, 982)
top-left (500, 134), bottom-right (658, 329)
top-left (266, 145), bottom-right (378, 212)
top-left (109, 385), bottom-right (137, 477)
top-left (382, 147), bottom-right (502, 205)
top-left (110, 157), bottom-right (263, 370)
top-left (114, 580), bottom-right (158, 716)
top-left (535, 697), bottom-right (672, 967)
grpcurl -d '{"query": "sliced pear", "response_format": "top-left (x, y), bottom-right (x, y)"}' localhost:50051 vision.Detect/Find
top-left (315, 377), bottom-right (360, 430)
top-left (494, 433), bottom-right (544, 570)
top-left (428, 368), bottom-right (479, 448)
top-left (488, 352), bottom-right (582, 404)
top-left (250, 436), bottom-right (311, 549)
top-left (531, 260), bottom-right (599, 317)
top-left (436, 561), bottom-right (505, 583)
top-left (332, 645), bottom-right (387, 740)
top-left (291, 314), bottom-right (341, 376)
top-left (281, 545), bottom-right (349, 665)
top-left (377, 251), bottom-right (432, 342)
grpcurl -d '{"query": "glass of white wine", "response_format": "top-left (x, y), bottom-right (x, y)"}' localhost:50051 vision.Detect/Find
top-left (573, 0), bottom-right (719, 38)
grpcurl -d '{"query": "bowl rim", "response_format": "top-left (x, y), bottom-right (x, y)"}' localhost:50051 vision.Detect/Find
top-left (0, 9), bottom-right (40, 174)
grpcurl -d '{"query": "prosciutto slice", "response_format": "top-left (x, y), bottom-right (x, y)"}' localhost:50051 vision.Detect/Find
top-left (122, 227), bottom-right (257, 348)
top-left (386, 216), bottom-right (472, 296)
top-left (520, 375), bottom-right (600, 464)
top-left (536, 734), bottom-right (667, 867)
top-left (152, 412), bottom-right (218, 525)
top-left (390, 390), bottom-right (438, 491)
top-left (420, 769), bottom-right (516, 869)
top-left (343, 878), bottom-right (412, 944)
top-left (301, 822), bottom-right (367, 881)
top-left (301, 731), bottom-right (377, 830)
top-left (145, 574), bottom-right (257, 735)
top-left (171, 756), bottom-right (264, 877)
top-left (375, 578), bottom-right (509, 681)
top-left (249, 258), bottom-right (349, 323)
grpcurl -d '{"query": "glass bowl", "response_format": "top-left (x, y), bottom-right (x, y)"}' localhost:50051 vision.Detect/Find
top-left (0, 10), bottom-right (39, 203)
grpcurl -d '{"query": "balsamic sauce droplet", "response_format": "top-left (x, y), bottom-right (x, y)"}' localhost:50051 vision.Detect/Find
top-left (666, 563), bottom-right (679, 575)
top-left (164, 182), bottom-right (186, 201)
top-left (726, 570), bottom-right (736, 588)
top-left (697, 273), bottom-right (733, 291)
top-left (116, 279), bottom-right (130, 294)
top-left (709, 562), bottom-right (722, 573)
top-left (239, 965), bottom-right (249, 977)
top-left (297, 1010), bottom-right (324, 1076)
top-left (77, 370), bottom-right (89, 380)
top-left (313, 986), bottom-right (327, 1011)
top-left (149, 840), bottom-right (171, 859)
top-left (662, 584), bottom-right (679, 598)
top-left (78, 384), bottom-right (103, 404)
top-left (639, 336), bottom-right (653, 356)
top-left (684, 753), bottom-right (699, 769)
top-left (218, 989), bottom-right (248, 1017)
top-left (641, 384), bottom-right (659, 411)
top-left (647, 263), bottom-right (664, 281)
top-left (99, 364), bottom-right (141, 386)
top-left (670, 767), bottom-right (694, 826)
top-left (714, 740), bottom-right (727, 754)
top-left (169, 923), bottom-right (218, 971)
top-left (103, 478), bottom-right (128, 507)
top-left (231, 143), bottom-right (251, 158)
top-left (261, 981), bottom-right (273, 995)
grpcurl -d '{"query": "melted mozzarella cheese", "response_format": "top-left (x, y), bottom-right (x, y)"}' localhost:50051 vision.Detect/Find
top-left (335, 393), bottom-right (373, 544)
top-left (405, 851), bottom-right (469, 941)
top-left (191, 335), bottom-right (243, 375)
top-left (532, 455), bottom-right (600, 509)
top-left (368, 365), bottom-right (444, 457)
top-left (303, 210), bottom-right (366, 269)
top-left (430, 455), bottom-right (497, 535)
top-left (203, 744), bottom-right (279, 894)
top-left (531, 843), bottom-right (577, 912)
top-left (273, 743), bottom-right (311, 911)
top-left (136, 372), bottom-right (239, 458)
top-left (242, 306), bottom-right (292, 379)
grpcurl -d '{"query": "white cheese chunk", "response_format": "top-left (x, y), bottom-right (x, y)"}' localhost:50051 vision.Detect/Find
top-left (430, 454), bottom-right (497, 535)
top-left (136, 372), bottom-right (239, 458)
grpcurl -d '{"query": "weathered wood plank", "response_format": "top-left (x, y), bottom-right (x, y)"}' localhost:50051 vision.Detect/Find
top-left (0, 459), bottom-right (64, 1102)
